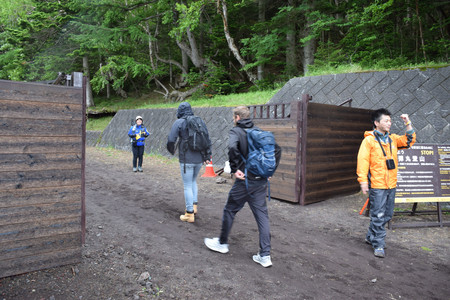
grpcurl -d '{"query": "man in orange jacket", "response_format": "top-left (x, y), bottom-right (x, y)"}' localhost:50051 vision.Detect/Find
top-left (357, 108), bottom-right (416, 258)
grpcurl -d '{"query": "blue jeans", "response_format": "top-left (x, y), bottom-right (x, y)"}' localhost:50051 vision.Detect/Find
top-left (220, 179), bottom-right (271, 257)
top-left (366, 188), bottom-right (396, 249)
top-left (179, 163), bottom-right (202, 212)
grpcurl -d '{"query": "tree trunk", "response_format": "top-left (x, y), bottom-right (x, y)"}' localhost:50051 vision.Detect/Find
top-left (302, 3), bottom-right (316, 74)
top-left (83, 56), bottom-right (95, 107)
top-left (286, 0), bottom-right (298, 76)
top-left (182, 49), bottom-right (189, 76)
top-left (106, 82), bottom-right (110, 99)
top-left (257, 0), bottom-right (266, 81)
top-left (303, 35), bottom-right (316, 74)
top-left (216, 0), bottom-right (257, 84)
top-left (169, 83), bottom-right (205, 102)
top-left (415, 0), bottom-right (427, 60)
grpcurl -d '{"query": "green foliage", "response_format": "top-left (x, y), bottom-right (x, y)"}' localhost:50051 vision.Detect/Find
top-left (86, 116), bottom-right (113, 131)
top-left (0, 0), bottom-right (448, 106)
top-left (91, 55), bottom-right (153, 93)
top-left (0, 0), bottom-right (35, 27)
top-left (0, 43), bottom-right (26, 81)
top-left (202, 63), bottom-right (246, 96)
top-left (169, 0), bottom-right (210, 39)
top-left (241, 33), bottom-right (282, 70)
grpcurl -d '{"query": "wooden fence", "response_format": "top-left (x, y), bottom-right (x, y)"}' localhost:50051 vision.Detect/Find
top-left (252, 94), bottom-right (372, 205)
top-left (0, 80), bottom-right (85, 278)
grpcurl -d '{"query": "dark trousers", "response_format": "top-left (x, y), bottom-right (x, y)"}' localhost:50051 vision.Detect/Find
top-left (220, 179), bottom-right (271, 257)
top-left (366, 188), bottom-right (396, 249)
top-left (132, 145), bottom-right (145, 168)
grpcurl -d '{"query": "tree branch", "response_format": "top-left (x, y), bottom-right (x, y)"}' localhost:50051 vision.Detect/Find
top-left (215, 0), bottom-right (257, 84)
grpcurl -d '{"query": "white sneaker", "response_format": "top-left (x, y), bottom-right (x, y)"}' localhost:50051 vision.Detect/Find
top-left (204, 237), bottom-right (229, 254)
top-left (252, 253), bottom-right (272, 267)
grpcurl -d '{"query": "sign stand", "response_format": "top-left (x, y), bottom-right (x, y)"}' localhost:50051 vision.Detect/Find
top-left (388, 202), bottom-right (450, 229)
top-left (389, 144), bottom-right (450, 229)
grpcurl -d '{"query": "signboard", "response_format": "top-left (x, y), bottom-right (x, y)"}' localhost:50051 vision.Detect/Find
top-left (396, 144), bottom-right (450, 203)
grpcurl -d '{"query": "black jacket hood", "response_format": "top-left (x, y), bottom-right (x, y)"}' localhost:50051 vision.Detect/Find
top-left (177, 102), bottom-right (194, 119)
top-left (236, 118), bottom-right (254, 129)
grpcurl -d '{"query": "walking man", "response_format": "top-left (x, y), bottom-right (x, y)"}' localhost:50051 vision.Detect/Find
top-left (167, 102), bottom-right (212, 223)
top-left (357, 108), bottom-right (416, 258)
top-left (204, 106), bottom-right (281, 267)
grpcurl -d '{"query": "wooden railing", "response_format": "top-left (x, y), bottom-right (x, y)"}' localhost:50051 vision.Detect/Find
top-left (338, 98), bottom-right (352, 107)
top-left (248, 103), bottom-right (291, 119)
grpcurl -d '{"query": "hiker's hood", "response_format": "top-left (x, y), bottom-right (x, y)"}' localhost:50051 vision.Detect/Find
top-left (237, 118), bottom-right (254, 129)
top-left (177, 102), bottom-right (194, 119)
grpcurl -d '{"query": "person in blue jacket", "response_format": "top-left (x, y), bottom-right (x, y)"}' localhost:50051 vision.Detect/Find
top-left (128, 116), bottom-right (150, 172)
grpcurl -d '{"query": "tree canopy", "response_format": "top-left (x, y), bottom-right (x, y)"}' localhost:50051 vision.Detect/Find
top-left (1, 0), bottom-right (449, 104)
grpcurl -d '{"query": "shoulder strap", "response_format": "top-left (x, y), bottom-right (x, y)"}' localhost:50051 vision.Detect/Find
top-left (374, 133), bottom-right (392, 157)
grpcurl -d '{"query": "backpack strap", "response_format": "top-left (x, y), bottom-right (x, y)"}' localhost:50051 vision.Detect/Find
top-left (239, 128), bottom-right (271, 201)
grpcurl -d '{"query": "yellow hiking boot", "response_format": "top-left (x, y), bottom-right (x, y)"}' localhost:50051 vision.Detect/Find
top-left (180, 211), bottom-right (194, 223)
top-left (193, 204), bottom-right (198, 215)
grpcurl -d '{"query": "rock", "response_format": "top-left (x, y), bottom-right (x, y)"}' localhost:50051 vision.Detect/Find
top-left (124, 289), bottom-right (134, 297)
top-left (216, 177), bottom-right (227, 184)
top-left (138, 271), bottom-right (151, 283)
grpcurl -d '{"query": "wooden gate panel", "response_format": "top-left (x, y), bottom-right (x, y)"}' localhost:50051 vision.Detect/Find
top-left (0, 136), bottom-right (82, 154)
top-left (0, 99), bottom-right (82, 120)
top-left (0, 186), bottom-right (81, 208)
top-left (0, 118), bottom-right (82, 136)
top-left (0, 153), bottom-right (82, 172)
top-left (0, 202), bottom-right (81, 226)
top-left (0, 248), bottom-right (81, 280)
top-left (251, 97), bottom-right (372, 205)
top-left (0, 81), bottom-right (82, 104)
top-left (0, 80), bottom-right (84, 278)
top-left (254, 103), bottom-right (301, 203)
top-left (303, 102), bottom-right (372, 205)
top-left (0, 217), bottom-right (81, 243)
top-left (0, 232), bottom-right (81, 262)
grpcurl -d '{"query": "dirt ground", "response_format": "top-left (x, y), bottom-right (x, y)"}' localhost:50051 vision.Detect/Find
top-left (1, 146), bottom-right (449, 300)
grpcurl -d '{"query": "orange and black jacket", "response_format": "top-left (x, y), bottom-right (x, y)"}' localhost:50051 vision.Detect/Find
top-left (357, 130), bottom-right (416, 189)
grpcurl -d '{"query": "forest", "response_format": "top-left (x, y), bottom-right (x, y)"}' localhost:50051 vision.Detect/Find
top-left (1, 0), bottom-right (449, 106)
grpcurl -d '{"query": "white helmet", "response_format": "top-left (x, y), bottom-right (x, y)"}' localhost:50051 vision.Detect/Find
top-left (136, 116), bottom-right (143, 121)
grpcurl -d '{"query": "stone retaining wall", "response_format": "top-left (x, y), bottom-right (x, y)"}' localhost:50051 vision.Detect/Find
top-left (269, 66), bottom-right (450, 144)
top-left (86, 130), bottom-right (102, 147)
top-left (98, 107), bottom-right (234, 166)
top-left (93, 66), bottom-right (450, 166)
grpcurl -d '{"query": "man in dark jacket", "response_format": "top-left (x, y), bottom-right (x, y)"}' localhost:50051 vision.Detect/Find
top-left (204, 106), bottom-right (281, 268)
top-left (167, 102), bottom-right (212, 223)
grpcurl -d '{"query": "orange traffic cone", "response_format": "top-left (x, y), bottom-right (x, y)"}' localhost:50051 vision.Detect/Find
top-left (201, 159), bottom-right (217, 177)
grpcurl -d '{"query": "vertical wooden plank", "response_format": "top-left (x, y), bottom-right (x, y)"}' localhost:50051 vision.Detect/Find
top-left (81, 77), bottom-right (87, 245)
top-left (295, 101), bottom-right (302, 204)
top-left (299, 94), bottom-right (311, 205)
